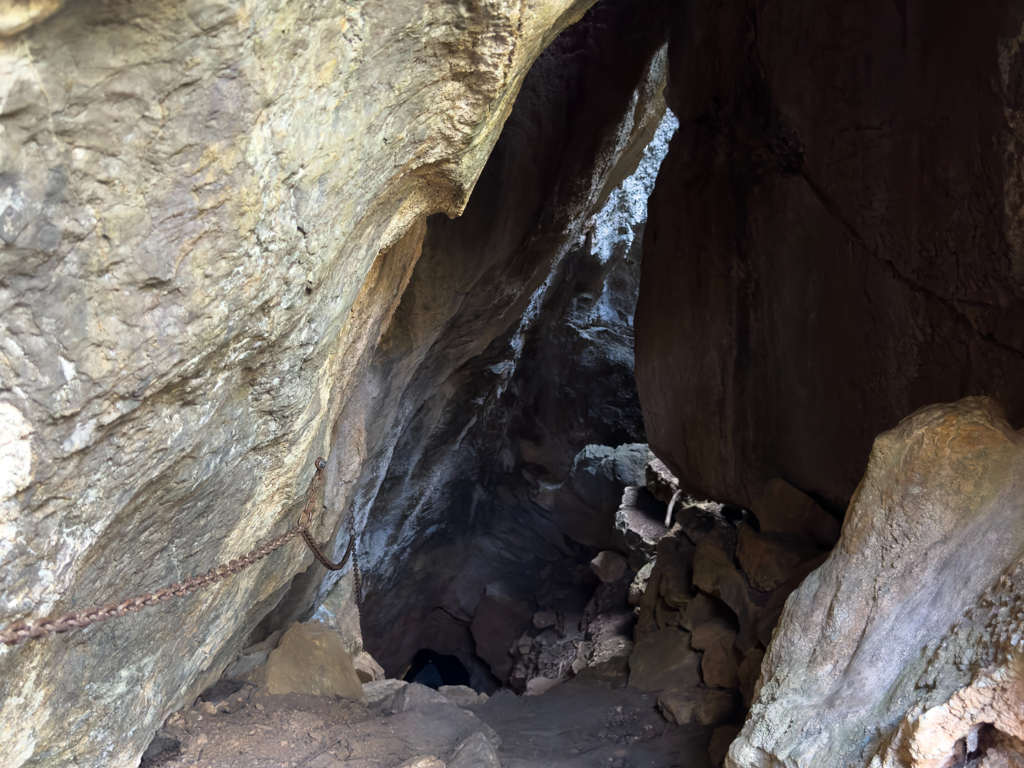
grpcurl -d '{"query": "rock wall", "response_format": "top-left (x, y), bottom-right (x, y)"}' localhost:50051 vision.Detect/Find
top-left (0, 1), bottom-right (599, 765)
top-left (635, 0), bottom-right (1024, 511)
top-left (314, 1), bottom-right (675, 686)
top-left (727, 398), bottom-right (1024, 768)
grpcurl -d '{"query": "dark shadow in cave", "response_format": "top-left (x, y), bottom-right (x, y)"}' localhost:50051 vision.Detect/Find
top-left (404, 650), bottom-right (472, 690)
top-left (349, 0), bottom-right (676, 695)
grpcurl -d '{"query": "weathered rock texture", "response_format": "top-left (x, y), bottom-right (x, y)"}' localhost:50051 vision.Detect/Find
top-left (0, 0), bottom-right (601, 765)
top-left (728, 398), bottom-right (1024, 768)
top-left (242, 621), bottom-right (364, 700)
top-left (636, 0), bottom-right (1024, 511)
top-left (302, 0), bottom-right (674, 687)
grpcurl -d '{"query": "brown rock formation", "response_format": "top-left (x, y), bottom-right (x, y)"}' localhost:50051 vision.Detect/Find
top-left (635, 0), bottom-right (1024, 511)
top-left (728, 397), bottom-right (1024, 768)
top-left (243, 621), bottom-right (364, 700)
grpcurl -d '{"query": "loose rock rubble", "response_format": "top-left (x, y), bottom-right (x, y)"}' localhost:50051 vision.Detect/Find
top-left (620, 465), bottom-right (840, 763)
top-left (143, 666), bottom-right (713, 768)
top-left (146, 454), bottom-right (839, 767)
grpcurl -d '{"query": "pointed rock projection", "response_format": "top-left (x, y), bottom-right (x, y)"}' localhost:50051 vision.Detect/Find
top-left (728, 398), bottom-right (1024, 768)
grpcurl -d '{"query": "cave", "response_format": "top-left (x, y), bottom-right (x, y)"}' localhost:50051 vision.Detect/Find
top-left (1, 1), bottom-right (1023, 768)
top-left (405, 651), bottom-right (472, 690)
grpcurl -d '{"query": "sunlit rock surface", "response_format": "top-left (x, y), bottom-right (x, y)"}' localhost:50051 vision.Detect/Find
top-left (0, 0), bottom-right (597, 764)
top-left (728, 398), bottom-right (1024, 768)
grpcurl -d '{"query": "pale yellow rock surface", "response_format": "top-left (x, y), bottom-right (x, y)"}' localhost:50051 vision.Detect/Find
top-left (245, 621), bottom-right (364, 700)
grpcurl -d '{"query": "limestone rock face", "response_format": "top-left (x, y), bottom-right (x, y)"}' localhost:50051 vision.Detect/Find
top-left (635, 0), bottom-right (1024, 511)
top-left (727, 398), bottom-right (1024, 768)
top-left (0, 0), bottom-right (597, 765)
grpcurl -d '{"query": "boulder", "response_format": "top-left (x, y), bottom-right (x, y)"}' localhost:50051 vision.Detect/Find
top-left (390, 683), bottom-right (450, 713)
top-left (646, 457), bottom-right (680, 504)
top-left (656, 535), bottom-right (697, 608)
top-left (539, 444), bottom-right (655, 549)
top-left (735, 524), bottom-right (821, 592)
top-left (243, 622), bottom-right (364, 701)
top-left (629, 559), bottom-right (657, 606)
top-left (749, 479), bottom-right (841, 551)
top-left (439, 685), bottom-right (490, 711)
top-left (681, 593), bottom-right (735, 633)
top-left (655, 600), bottom-right (684, 630)
top-left (658, 687), bottom-right (742, 726)
top-left (615, 486), bottom-right (671, 567)
top-left (591, 551), bottom-right (629, 583)
top-left (628, 627), bottom-right (703, 691)
top-left (532, 610), bottom-right (558, 629)
top-left (398, 759), bottom-right (445, 768)
top-left (363, 679), bottom-right (408, 707)
top-left (673, 501), bottom-right (738, 549)
top-left (354, 651), bottom-right (386, 684)
top-left (692, 539), bottom-right (760, 652)
top-left (525, 676), bottom-right (565, 696)
top-left (448, 732), bottom-right (502, 768)
top-left (691, 619), bottom-right (742, 689)
top-left (633, 535), bottom-right (701, 643)
top-left (729, 399), bottom-right (1024, 768)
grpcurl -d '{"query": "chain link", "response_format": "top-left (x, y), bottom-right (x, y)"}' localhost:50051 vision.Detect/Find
top-left (1, 457), bottom-right (354, 647)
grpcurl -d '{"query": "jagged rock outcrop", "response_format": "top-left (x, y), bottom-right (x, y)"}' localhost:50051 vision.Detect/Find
top-left (0, 0), bottom-right (601, 765)
top-left (728, 398), bottom-right (1024, 768)
top-left (635, 0), bottom-right (1024, 511)
top-left (624, 462), bottom-right (836, 735)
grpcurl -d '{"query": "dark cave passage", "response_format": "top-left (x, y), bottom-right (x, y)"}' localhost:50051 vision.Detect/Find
top-left (350, 0), bottom-right (674, 695)
top-left (405, 650), bottom-right (472, 690)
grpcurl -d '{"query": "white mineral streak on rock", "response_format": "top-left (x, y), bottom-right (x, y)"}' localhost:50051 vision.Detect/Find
top-left (593, 90), bottom-right (678, 266)
top-left (0, 402), bottom-right (32, 503)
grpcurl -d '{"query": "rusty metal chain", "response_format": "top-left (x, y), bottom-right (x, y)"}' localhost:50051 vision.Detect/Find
top-left (1, 456), bottom-right (355, 647)
top-left (352, 538), bottom-right (364, 628)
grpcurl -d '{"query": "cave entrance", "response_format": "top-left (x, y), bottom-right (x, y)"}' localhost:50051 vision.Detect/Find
top-left (350, 0), bottom-right (679, 699)
top-left (404, 650), bottom-right (472, 690)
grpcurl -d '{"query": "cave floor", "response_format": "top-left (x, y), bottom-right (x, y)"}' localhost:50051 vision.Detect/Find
top-left (150, 673), bottom-right (712, 768)
top-left (474, 673), bottom-right (712, 768)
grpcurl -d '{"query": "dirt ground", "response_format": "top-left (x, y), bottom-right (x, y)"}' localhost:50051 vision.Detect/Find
top-left (144, 672), bottom-right (713, 768)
